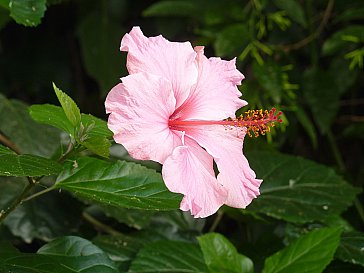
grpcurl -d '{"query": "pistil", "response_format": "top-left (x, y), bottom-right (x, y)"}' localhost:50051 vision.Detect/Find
top-left (169, 108), bottom-right (282, 137)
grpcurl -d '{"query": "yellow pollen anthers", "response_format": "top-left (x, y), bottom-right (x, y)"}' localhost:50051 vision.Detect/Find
top-left (227, 108), bottom-right (283, 137)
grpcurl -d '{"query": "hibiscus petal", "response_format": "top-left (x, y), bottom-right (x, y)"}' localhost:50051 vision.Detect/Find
top-left (120, 26), bottom-right (198, 108)
top-left (171, 46), bottom-right (246, 121)
top-left (105, 72), bottom-right (181, 164)
top-left (162, 138), bottom-right (227, 218)
top-left (184, 125), bottom-right (262, 208)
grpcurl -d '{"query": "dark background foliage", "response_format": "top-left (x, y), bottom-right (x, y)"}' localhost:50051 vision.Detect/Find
top-left (0, 0), bottom-right (363, 272)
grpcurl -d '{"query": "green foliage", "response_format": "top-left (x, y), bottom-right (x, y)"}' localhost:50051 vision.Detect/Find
top-left (3, 191), bottom-right (82, 243)
top-left (0, 0), bottom-right (363, 272)
top-left (0, 152), bottom-right (61, 177)
top-left (0, 94), bottom-right (60, 156)
top-left (8, 0), bottom-right (47, 27)
top-left (0, 237), bottom-right (118, 272)
top-left (198, 233), bottom-right (254, 273)
top-left (29, 99), bottom-right (112, 158)
top-left (129, 240), bottom-right (209, 272)
top-left (248, 151), bottom-right (360, 223)
top-left (262, 227), bottom-right (342, 273)
top-left (336, 232), bottom-right (364, 266)
top-left (55, 157), bottom-right (182, 210)
top-left (53, 83), bottom-right (81, 128)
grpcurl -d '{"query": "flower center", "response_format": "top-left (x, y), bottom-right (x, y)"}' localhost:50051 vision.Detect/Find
top-left (168, 108), bottom-right (283, 137)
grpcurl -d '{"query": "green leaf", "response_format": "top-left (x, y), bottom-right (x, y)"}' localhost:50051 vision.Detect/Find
top-left (302, 61), bottom-right (357, 134)
top-left (77, 12), bottom-right (123, 96)
top-left (336, 232), bottom-right (364, 267)
top-left (0, 153), bottom-right (61, 177)
top-left (253, 61), bottom-right (284, 104)
top-left (29, 104), bottom-right (112, 138)
top-left (129, 240), bottom-right (209, 272)
top-left (8, 0), bottom-right (46, 26)
top-left (93, 234), bottom-right (148, 271)
top-left (262, 227), bottom-right (342, 273)
top-left (53, 83), bottom-right (81, 127)
top-left (38, 236), bottom-right (105, 256)
top-left (3, 190), bottom-right (82, 243)
top-left (0, 177), bottom-right (27, 213)
top-left (55, 157), bottom-right (181, 210)
top-left (82, 136), bottom-right (111, 158)
top-left (0, 94), bottom-right (60, 157)
top-left (147, 211), bottom-right (206, 242)
top-left (322, 25), bottom-right (364, 56)
top-left (273, 0), bottom-right (307, 27)
top-left (0, 237), bottom-right (118, 272)
top-left (214, 24), bottom-right (251, 57)
top-left (0, 144), bottom-right (15, 154)
top-left (247, 151), bottom-right (360, 224)
top-left (93, 205), bottom-right (155, 229)
top-left (143, 0), bottom-right (199, 17)
top-left (29, 104), bottom-right (73, 135)
top-left (198, 233), bottom-right (254, 273)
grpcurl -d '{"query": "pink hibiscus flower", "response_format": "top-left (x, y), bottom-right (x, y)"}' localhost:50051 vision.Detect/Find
top-left (105, 27), bottom-right (280, 218)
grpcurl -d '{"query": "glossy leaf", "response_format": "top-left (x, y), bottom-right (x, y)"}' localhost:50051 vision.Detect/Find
top-left (147, 211), bottom-right (206, 242)
top-left (29, 104), bottom-right (112, 139)
top-left (53, 83), bottom-right (81, 127)
top-left (198, 233), bottom-right (254, 273)
top-left (3, 191), bottom-right (82, 243)
top-left (336, 232), bottom-right (364, 267)
top-left (94, 205), bottom-right (155, 229)
top-left (262, 227), bottom-right (342, 273)
top-left (38, 236), bottom-right (106, 255)
top-left (55, 157), bottom-right (182, 210)
top-left (0, 237), bottom-right (118, 273)
top-left (93, 234), bottom-right (148, 271)
top-left (247, 151), bottom-right (360, 223)
top-left (29, 104), bottom-right (73, 134)
top-left (0, 144), bottom-right (15, 154)
top-left (0, 94), bottom-right (60, 157)
top-left (82, 136), bottom-right (111, 158)
top-left (9, 0), bottom-right (46, 27)
top-left (0, 153), bottom-right (61, 177)
top-left (129, 240), bottom-right (209, 272)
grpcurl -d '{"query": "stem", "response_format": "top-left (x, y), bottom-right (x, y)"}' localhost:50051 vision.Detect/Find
top-left (22, 185), bottom-right (57, 203)
top-left (327, 130), bottom-right (345, 172)
top-left (280, 0), bottom-right (334, 52)
top-left (0, 181), bottom-right (36, 223)
top-left (0, 140), bottom-right (76, 223)
top-left (209, 211), bottom-right (224, 232)
top-left (0, 133), bottom-right (21, 154)
top-left (58, 142), bottom-right (74, 163)
top-left (82, 212), bottom-right (122, 236)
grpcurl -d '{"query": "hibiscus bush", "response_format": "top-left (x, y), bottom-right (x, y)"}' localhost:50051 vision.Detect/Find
top-left (0, 0), bottom-right (363, 272)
